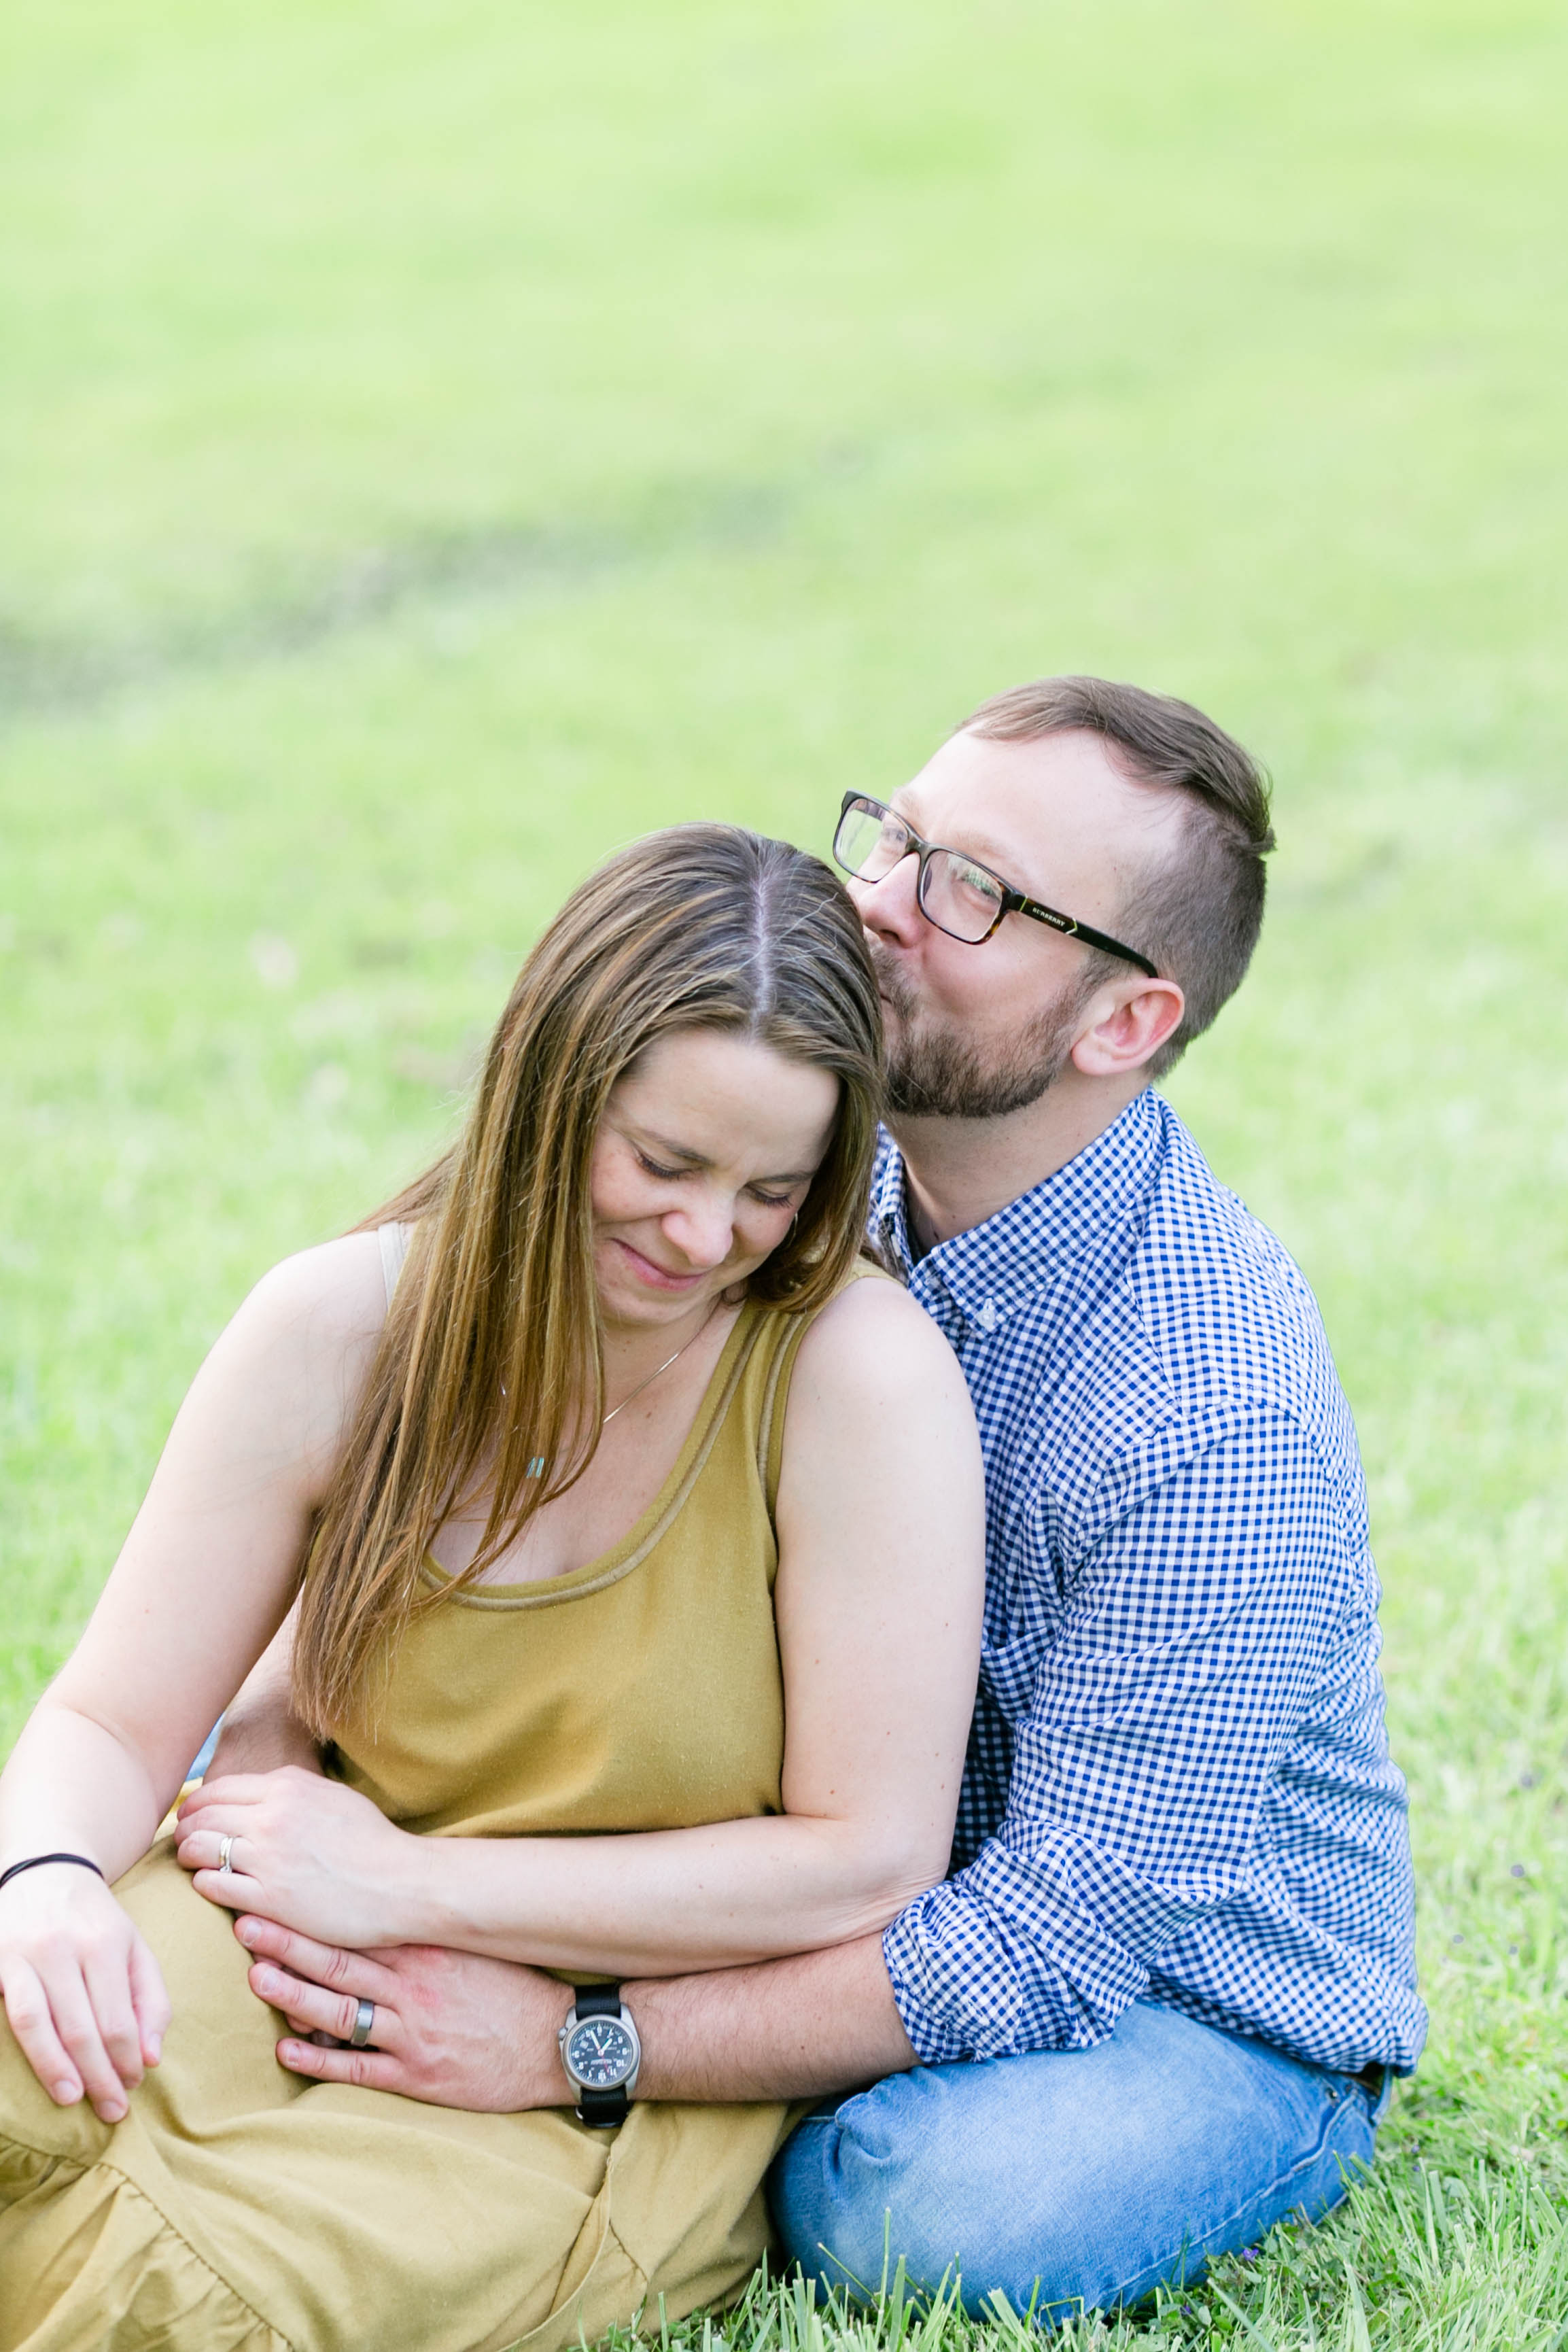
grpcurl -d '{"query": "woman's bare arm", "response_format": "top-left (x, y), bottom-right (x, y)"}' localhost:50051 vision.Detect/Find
top-left (180, 1278), bottom-right (987, 1976)
top-left (0, 1236), bottom-right (385, 2116)
top-left (1, 1235), bottom-right (384, 1869)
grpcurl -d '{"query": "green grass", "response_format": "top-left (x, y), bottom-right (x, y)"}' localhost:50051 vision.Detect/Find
top-left (2, 0), bottom-right (1566, 2338)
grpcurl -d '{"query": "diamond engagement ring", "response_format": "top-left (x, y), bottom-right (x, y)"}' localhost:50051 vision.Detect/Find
top-left (217, 1835), bottom-right (235, 1875)
top-left (349, 1999), bottom-right (376, 2049)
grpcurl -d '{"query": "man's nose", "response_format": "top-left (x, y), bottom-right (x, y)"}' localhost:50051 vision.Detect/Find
top-left (850, 857), bottom-right (924, 947)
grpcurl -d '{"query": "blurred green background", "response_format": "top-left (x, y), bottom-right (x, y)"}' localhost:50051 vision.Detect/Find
top-left (3, 0), bottom-right (1566, 2326)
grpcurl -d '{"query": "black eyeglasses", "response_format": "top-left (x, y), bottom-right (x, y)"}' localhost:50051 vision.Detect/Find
top-left (832, 793), bottom-right (1158, 977)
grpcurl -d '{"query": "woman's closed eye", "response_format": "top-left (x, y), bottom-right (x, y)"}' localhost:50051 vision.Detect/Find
top-left (635, 1149), bottom-right (686, 1182)
top-left (635, 1149), bottom-right (796, 1212)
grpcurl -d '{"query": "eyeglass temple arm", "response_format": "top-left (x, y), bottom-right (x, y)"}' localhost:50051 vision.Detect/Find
top-left (1008, 893), bottom-right (1158, 980)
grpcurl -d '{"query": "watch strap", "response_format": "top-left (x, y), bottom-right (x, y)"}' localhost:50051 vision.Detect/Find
top-left (567, 1983), bottom-right (631, 2128)
top-left (576, 2082), bottom-right (629, 2128)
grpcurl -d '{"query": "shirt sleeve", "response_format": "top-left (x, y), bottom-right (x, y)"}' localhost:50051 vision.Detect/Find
top-left (882, 1408), bottom-right (1349, 2063)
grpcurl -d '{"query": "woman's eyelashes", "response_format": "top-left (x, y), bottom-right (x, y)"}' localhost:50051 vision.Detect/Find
top-left (633, 1149), bottom-right (797, 1213)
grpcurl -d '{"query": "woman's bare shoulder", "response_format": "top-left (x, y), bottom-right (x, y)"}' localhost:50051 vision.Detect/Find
top-left (182, 1231), bottom-right (396, 1493)
top-left (239, 1228), bottom-right (391, 1351)
top-left (201, 1232), bottom-right (391, 1430)
top-left (788, 1262), bottom-right (971, 1419)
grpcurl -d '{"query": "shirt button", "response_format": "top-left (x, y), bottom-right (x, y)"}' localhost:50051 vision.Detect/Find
top-left (977, 1300), bottom-right (998, 1332)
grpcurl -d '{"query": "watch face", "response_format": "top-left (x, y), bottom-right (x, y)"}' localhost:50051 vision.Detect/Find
top-left (565, 2017), bottom-right (637, 2088)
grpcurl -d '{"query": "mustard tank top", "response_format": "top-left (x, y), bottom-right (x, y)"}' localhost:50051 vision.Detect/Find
top-left (329, 1262), bottom-right (876, 1841)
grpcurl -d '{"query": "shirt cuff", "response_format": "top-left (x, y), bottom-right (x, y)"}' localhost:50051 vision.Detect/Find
top-left (881, 1878), bottom-right (1078, 2064)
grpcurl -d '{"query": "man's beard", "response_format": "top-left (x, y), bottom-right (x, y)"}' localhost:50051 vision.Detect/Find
top-left (873, 947), bottom-right (1094, 1121)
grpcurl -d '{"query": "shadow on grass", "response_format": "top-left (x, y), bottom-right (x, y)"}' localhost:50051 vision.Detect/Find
top-left (0, 455), bottom-right (871, 729)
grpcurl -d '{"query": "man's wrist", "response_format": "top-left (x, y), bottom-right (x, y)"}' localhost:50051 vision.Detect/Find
top-left (536, 1979), bottom-right (582, 2108)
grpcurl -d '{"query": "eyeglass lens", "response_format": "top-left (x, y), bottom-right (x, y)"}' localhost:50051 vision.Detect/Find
top-left (833, 799), bottom-right (905, 880)
top-left (834, 800), bottom-right (1004, 944)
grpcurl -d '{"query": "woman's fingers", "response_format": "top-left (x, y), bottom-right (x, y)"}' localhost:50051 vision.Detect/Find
top-left (0, 1872), bottom-right (167, 2117)
top-left (80, 1944), bottom-right (147, 2094)
top-left (188, 1865), bottom-right (266, 1916)
top-left (126, 1929), bottom-right (171, 2068)
top-left (33, 1962), bottom-right (132, 2122)
top-left (247, 1959), bottom-right (402, 2052)
top-left (0, 1956), bottom-right (84, 2106)
top-left (275, 2033), bottom-right (404, 2093)
top-left (177, 1822), bottom-right (273, 1917)
top-left (174, 1771), bottom-right (273, 1826)
top-left (175, 1824), bottom-right (249, 1878)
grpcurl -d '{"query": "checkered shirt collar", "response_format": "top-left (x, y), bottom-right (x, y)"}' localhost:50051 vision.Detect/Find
top-left (871, 1088), bottom-right (1164, 1332)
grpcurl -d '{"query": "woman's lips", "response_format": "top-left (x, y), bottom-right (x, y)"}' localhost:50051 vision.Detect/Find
top-left (612, 1238), bottom-right (708, 1292)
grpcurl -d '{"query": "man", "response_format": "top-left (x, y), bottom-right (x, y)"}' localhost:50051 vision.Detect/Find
top-left (215, 676), bottom-right (1424, 2319)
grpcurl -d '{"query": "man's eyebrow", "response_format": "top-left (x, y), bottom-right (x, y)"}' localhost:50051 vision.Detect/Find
top-left (891, 797), bottom-right (1025, 880)
top-left (637, 1128), bottom-right (818, 1185)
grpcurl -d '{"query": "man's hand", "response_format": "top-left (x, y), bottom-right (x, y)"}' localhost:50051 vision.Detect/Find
top-left (232, 1912), bottom-right (918, 2110)
top-left (233, 1914), bottom-right (575, 2107)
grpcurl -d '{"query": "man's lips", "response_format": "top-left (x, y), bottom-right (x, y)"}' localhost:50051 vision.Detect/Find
top-left (612, 1238), bottom-right (709, 1292)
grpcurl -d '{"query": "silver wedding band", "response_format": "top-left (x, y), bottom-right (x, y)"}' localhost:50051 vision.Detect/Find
top-left (217, 1835), bottom-right (235, 1875)
top-left (349, 1998), bottom-right (376, 2049)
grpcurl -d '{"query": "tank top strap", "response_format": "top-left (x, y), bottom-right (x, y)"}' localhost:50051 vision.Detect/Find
top-left (752, 1258), bottom-right (896, 1519)
top-left (377, 1222), bottom-right (411, 1312)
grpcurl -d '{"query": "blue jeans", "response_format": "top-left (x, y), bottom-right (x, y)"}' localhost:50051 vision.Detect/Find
top-left (769, 2001), bottom-right (1391, 2322)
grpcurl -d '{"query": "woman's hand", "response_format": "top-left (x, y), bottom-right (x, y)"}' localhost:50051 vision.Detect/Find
top-left (230, 1913), bottom-right (573, 2110)
top-left (175, 1769), bottom-right (421, 1950)
top-left (0, 1863), bottom-right (170, 2122)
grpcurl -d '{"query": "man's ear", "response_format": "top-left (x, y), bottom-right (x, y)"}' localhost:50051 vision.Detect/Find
top-left (1070, 978), bottom-right (1185, 1079)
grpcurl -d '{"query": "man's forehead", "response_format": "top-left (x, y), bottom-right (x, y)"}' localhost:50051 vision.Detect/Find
top-left (893, 728), bottom-right (1175, 874)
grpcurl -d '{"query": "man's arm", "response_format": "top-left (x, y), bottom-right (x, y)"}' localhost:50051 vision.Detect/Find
top-left (629, 1935), bottom-right (916, 2101)
top-left (882, 1411), bottom-right (1357, 2065)
top-left (203, 1604), bottom-right (324, 1779)
top-left (225, 1913), bottom-right (917, 2107)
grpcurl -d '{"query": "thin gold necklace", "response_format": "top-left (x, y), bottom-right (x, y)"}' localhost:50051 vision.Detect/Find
top-left (600, 1296), bottom-right (725, 1427)
top-left (524, 1297), bottom-right (725, 1477)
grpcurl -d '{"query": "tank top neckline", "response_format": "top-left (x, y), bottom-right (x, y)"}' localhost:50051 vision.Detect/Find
top-left (419, 1296), bottom-right (772, 1613)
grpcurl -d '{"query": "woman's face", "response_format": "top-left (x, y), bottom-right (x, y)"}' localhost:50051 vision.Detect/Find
top-left (591, 1028), bottom-right (841, 1332)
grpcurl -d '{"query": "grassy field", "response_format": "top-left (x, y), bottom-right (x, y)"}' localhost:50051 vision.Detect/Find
top-left (3, 0), bottom-right (1567, 2340)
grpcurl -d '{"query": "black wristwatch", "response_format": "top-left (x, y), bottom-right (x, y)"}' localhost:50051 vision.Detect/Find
top-left (557, 1984), bottom-right (642, 2128)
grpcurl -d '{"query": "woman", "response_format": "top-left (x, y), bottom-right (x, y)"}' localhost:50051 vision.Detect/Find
top-left (0, 825), bottom-right (985, 2352)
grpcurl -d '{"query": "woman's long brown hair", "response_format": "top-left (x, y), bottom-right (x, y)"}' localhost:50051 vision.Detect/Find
top-left (293, 823), bottom-right (884, 1735)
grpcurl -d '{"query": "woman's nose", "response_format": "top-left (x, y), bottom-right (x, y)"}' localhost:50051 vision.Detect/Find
top-left (661, 1198), bottom-right (735, 1268)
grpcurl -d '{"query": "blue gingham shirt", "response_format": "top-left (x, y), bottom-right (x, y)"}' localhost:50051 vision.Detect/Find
top-left (877, 1089), bottom-right (1426, 2077)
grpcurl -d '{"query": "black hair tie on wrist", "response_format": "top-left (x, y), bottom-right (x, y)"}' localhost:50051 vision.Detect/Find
top-left (0, 1853), bottom-right (106, 1895)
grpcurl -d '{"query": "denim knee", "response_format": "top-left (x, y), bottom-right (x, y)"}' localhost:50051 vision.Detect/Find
top-left (769, 2008), bottom-right (1386, 2321)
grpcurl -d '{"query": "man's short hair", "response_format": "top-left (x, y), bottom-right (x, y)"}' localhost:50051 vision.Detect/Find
top-left (958, 676), bottom-right (1275, 1078)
